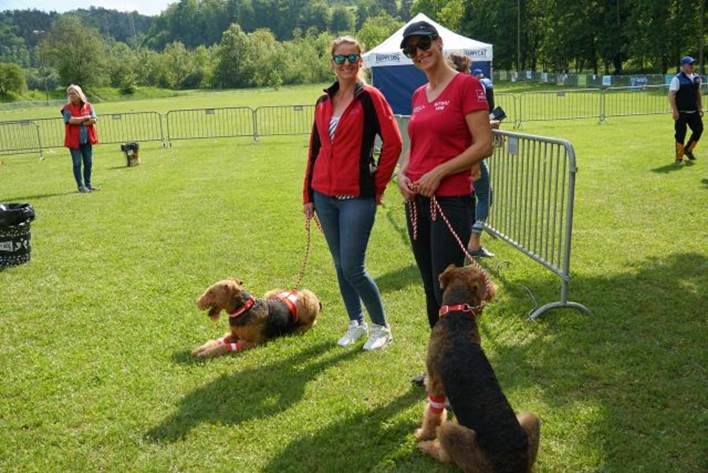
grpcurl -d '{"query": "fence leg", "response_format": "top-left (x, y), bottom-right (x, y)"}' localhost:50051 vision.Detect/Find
top-left (252, 109), bottom-right (259, 144)
top-left (528, 280), bottom-right (593, 320)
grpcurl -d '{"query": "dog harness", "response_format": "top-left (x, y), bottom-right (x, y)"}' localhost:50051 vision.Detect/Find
top-left (428, 395), bottom-right (447, 414)
top-left (228, 296), bottom-right (256, 319)
top-left (275, 290), bottom-right (299, 323)
top-left (217, 335), bottom-right (241, 352)
top-left (438, 304), bottom-right (481, 318)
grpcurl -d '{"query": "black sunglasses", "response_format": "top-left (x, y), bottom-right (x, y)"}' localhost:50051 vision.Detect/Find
top-left (333, 53), bottom-right (360, 65)
top-left (402, 36), bottom-right (435, 59)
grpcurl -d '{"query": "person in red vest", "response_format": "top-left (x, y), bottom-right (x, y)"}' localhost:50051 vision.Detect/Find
top-left (62, 84), bottom-right (98, 192)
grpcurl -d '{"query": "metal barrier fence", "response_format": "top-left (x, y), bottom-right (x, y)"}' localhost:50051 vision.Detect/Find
top-left (495, 92), bottom-right (518, 126)
top-left (253, 105), bottom-right (314, 141)
top-left (486, 129), bottom-right (591, 319)
top-left (2, 88), bottom-right (706, 155)
top-left (166, 107), bottom-right (254, 144)
top-left (519, 89), bottom-right (602, 125)
top-left (31, 117), bottom-right (65, 149)
top-left (0, 121), bottom-right (43, 159)
top-left (603, 84), bottom-right (671, 118)
top-left (99, 111), bottom-right (164, 145)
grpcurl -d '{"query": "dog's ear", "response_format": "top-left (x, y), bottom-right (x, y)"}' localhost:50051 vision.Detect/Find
top-left (229, 277), bottom-right (243, 286)
top-left (483, 277), bottom-right (497, 303)
top-left (438, 264), bottom-right (458, 289)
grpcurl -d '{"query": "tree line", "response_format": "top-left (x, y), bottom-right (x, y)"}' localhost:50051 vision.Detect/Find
top-left (0, 0), bottom-right (704, 99)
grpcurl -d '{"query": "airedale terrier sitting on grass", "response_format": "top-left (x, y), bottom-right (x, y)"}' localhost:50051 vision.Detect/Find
top-left (192, 277), bottom-right (321, 358)
top-left (415, 264), bottom-right (541, 473)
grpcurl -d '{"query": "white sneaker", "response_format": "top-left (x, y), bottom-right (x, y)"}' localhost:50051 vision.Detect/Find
top-left (363, 324), bottom-right (393, 351)
top-left (337, 321), bottom-right (368, 347)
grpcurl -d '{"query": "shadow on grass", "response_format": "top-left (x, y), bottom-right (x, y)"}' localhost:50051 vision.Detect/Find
top-left (146, 341), bottom-right (361, 443)
top-left (376, 264), bottom-right (420, 293)
top-left (262, 386), bottom-right (421, 473)
top-left (383, 203), bottom-right (411, 248)
top-left (4, 191), bottom-right (77, 200)
top-left (650, 162), bottom-right (687, 174)
top-left (479, 251), bottom-right (706, 471)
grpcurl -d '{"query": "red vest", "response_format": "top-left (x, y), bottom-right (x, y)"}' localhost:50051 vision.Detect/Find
top-left (62, 101), bottom-right (98, 148)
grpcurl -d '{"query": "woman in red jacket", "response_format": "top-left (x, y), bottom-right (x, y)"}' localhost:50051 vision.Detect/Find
top-left (62, 84), bottom-right (98, 193)
top-left (303, 36), bottom-right (403, 351)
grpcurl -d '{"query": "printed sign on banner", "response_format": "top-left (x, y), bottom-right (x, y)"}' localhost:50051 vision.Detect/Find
top-left (602, 75), bottom-right (612, 86)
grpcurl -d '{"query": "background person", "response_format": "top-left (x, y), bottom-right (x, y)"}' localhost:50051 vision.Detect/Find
top-left (473, 68), bottom-right (495, 112)
top-left (449, 53), bottom-right (495, 258)
top-left (396, 22), bottom-right (493, 333)
top-left (669, 56), bottom-right (703, 164)
top-left (303, 36), bottom-right (403, 351)
top-left (62, 84), bottom-right (98, 192)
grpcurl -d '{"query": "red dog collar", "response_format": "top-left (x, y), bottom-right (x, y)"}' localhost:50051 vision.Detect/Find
top-left (438, 304), bottom-right (480, 317)
top-left (228, 296), bottom-right (255, 318)
top-left (276, 290), bottom-right (299, 322)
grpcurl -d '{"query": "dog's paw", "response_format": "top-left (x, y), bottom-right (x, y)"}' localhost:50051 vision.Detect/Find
top-left (196, 344), bottom-right (230, 358)
top-left (192, 340), bottom-right (224, 357)
top-left (418, 440), bottom-right (439, 456)
top-left (415, 428), bottom-right (436, 441)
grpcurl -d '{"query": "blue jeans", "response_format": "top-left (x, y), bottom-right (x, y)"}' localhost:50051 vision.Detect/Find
top-left (313, 191), bottom-right (387, 326)
top-left (69, 144), bottom-right (93, 189)
top-left (472, 160), bottom-right (492, 235)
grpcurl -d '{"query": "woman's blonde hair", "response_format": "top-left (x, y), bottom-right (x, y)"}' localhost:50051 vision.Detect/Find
top-left (330, 36), bottom-right (367, 84)
top-left (66, 84), bottom-right (87, 103)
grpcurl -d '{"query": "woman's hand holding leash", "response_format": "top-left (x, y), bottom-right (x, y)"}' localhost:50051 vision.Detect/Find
top-left (397, 173), bottom-right (417, 201)
top-left (414, 168), bottom-right (443, 197)
top-left (303, 202), bottom-right (315, 219)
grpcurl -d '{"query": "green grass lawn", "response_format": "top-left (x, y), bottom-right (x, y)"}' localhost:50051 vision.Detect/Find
top-left (0, 90), bottom-right (706, 472)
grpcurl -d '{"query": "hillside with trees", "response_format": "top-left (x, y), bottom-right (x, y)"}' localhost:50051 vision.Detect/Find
top-left (0, 0), bottom-right (704, 99)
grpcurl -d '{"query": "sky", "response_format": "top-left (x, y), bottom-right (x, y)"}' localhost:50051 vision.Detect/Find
top-left (0, 0), bottom-right (172, 16)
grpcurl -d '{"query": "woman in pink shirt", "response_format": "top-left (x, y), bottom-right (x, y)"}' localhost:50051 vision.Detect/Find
top-left (396, 21), bottom-right (493, 332)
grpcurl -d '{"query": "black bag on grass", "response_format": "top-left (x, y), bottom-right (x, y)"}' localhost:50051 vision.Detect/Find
top-left (0, 203), bottom-right (35, 267)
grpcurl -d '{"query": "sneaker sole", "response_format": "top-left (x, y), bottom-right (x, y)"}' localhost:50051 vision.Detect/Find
top-left (363, 336), bottom-right (393, 351)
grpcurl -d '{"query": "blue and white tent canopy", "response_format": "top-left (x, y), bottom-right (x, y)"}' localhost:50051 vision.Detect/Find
top-left (362, 13), bottom-right (493, 115)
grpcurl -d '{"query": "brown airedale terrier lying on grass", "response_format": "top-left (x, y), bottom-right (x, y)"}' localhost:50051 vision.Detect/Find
top-left (192, 277), bottom-right (321, 358)
top-left (415, 264), bottom-right (541, 473)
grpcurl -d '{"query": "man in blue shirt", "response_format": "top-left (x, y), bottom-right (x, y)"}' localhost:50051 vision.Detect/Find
top-left (669, 56), bottom-right (703, 164)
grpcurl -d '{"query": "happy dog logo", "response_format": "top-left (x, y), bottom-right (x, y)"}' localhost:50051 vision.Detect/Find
top-left (464, 48), bottom-right (487, 58)
top-left (375, 53), bottom-right (401, 63)
top-left (433, 100), bottom-right (450, 111)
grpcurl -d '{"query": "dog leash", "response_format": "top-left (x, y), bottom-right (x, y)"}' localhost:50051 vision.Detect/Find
top-left (292, 214), bottom-right (322, 289)
top-left (407, 195), bottom-right (494, 296)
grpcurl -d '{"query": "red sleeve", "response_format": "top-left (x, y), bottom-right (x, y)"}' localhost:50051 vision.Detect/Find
top-left (303, 98), bottom-right (325, 204)
top-left (460, 75), bottom-right (488, 115)
top-left (368, 87), bottom-right (403, 197)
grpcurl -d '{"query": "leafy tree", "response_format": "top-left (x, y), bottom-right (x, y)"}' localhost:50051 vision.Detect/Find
top-left (399, 0), bottom-right (414, 21)
top-left (437, 0), bottom-right (464, 30)
top-left (357, 13), bottom-right (403, 52)
top-left (0, 62), bottom-right (26, 98)
top-left (381, 0), bottom-right (398, 18)
top-left (40, 15), bottom-right (107, 89)
top-left (330, 5), bottom-right (355, 33)
top-left (299, 1), bottom-right (331, 34)
top-left (212, 23), bottom-right (250, 88)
